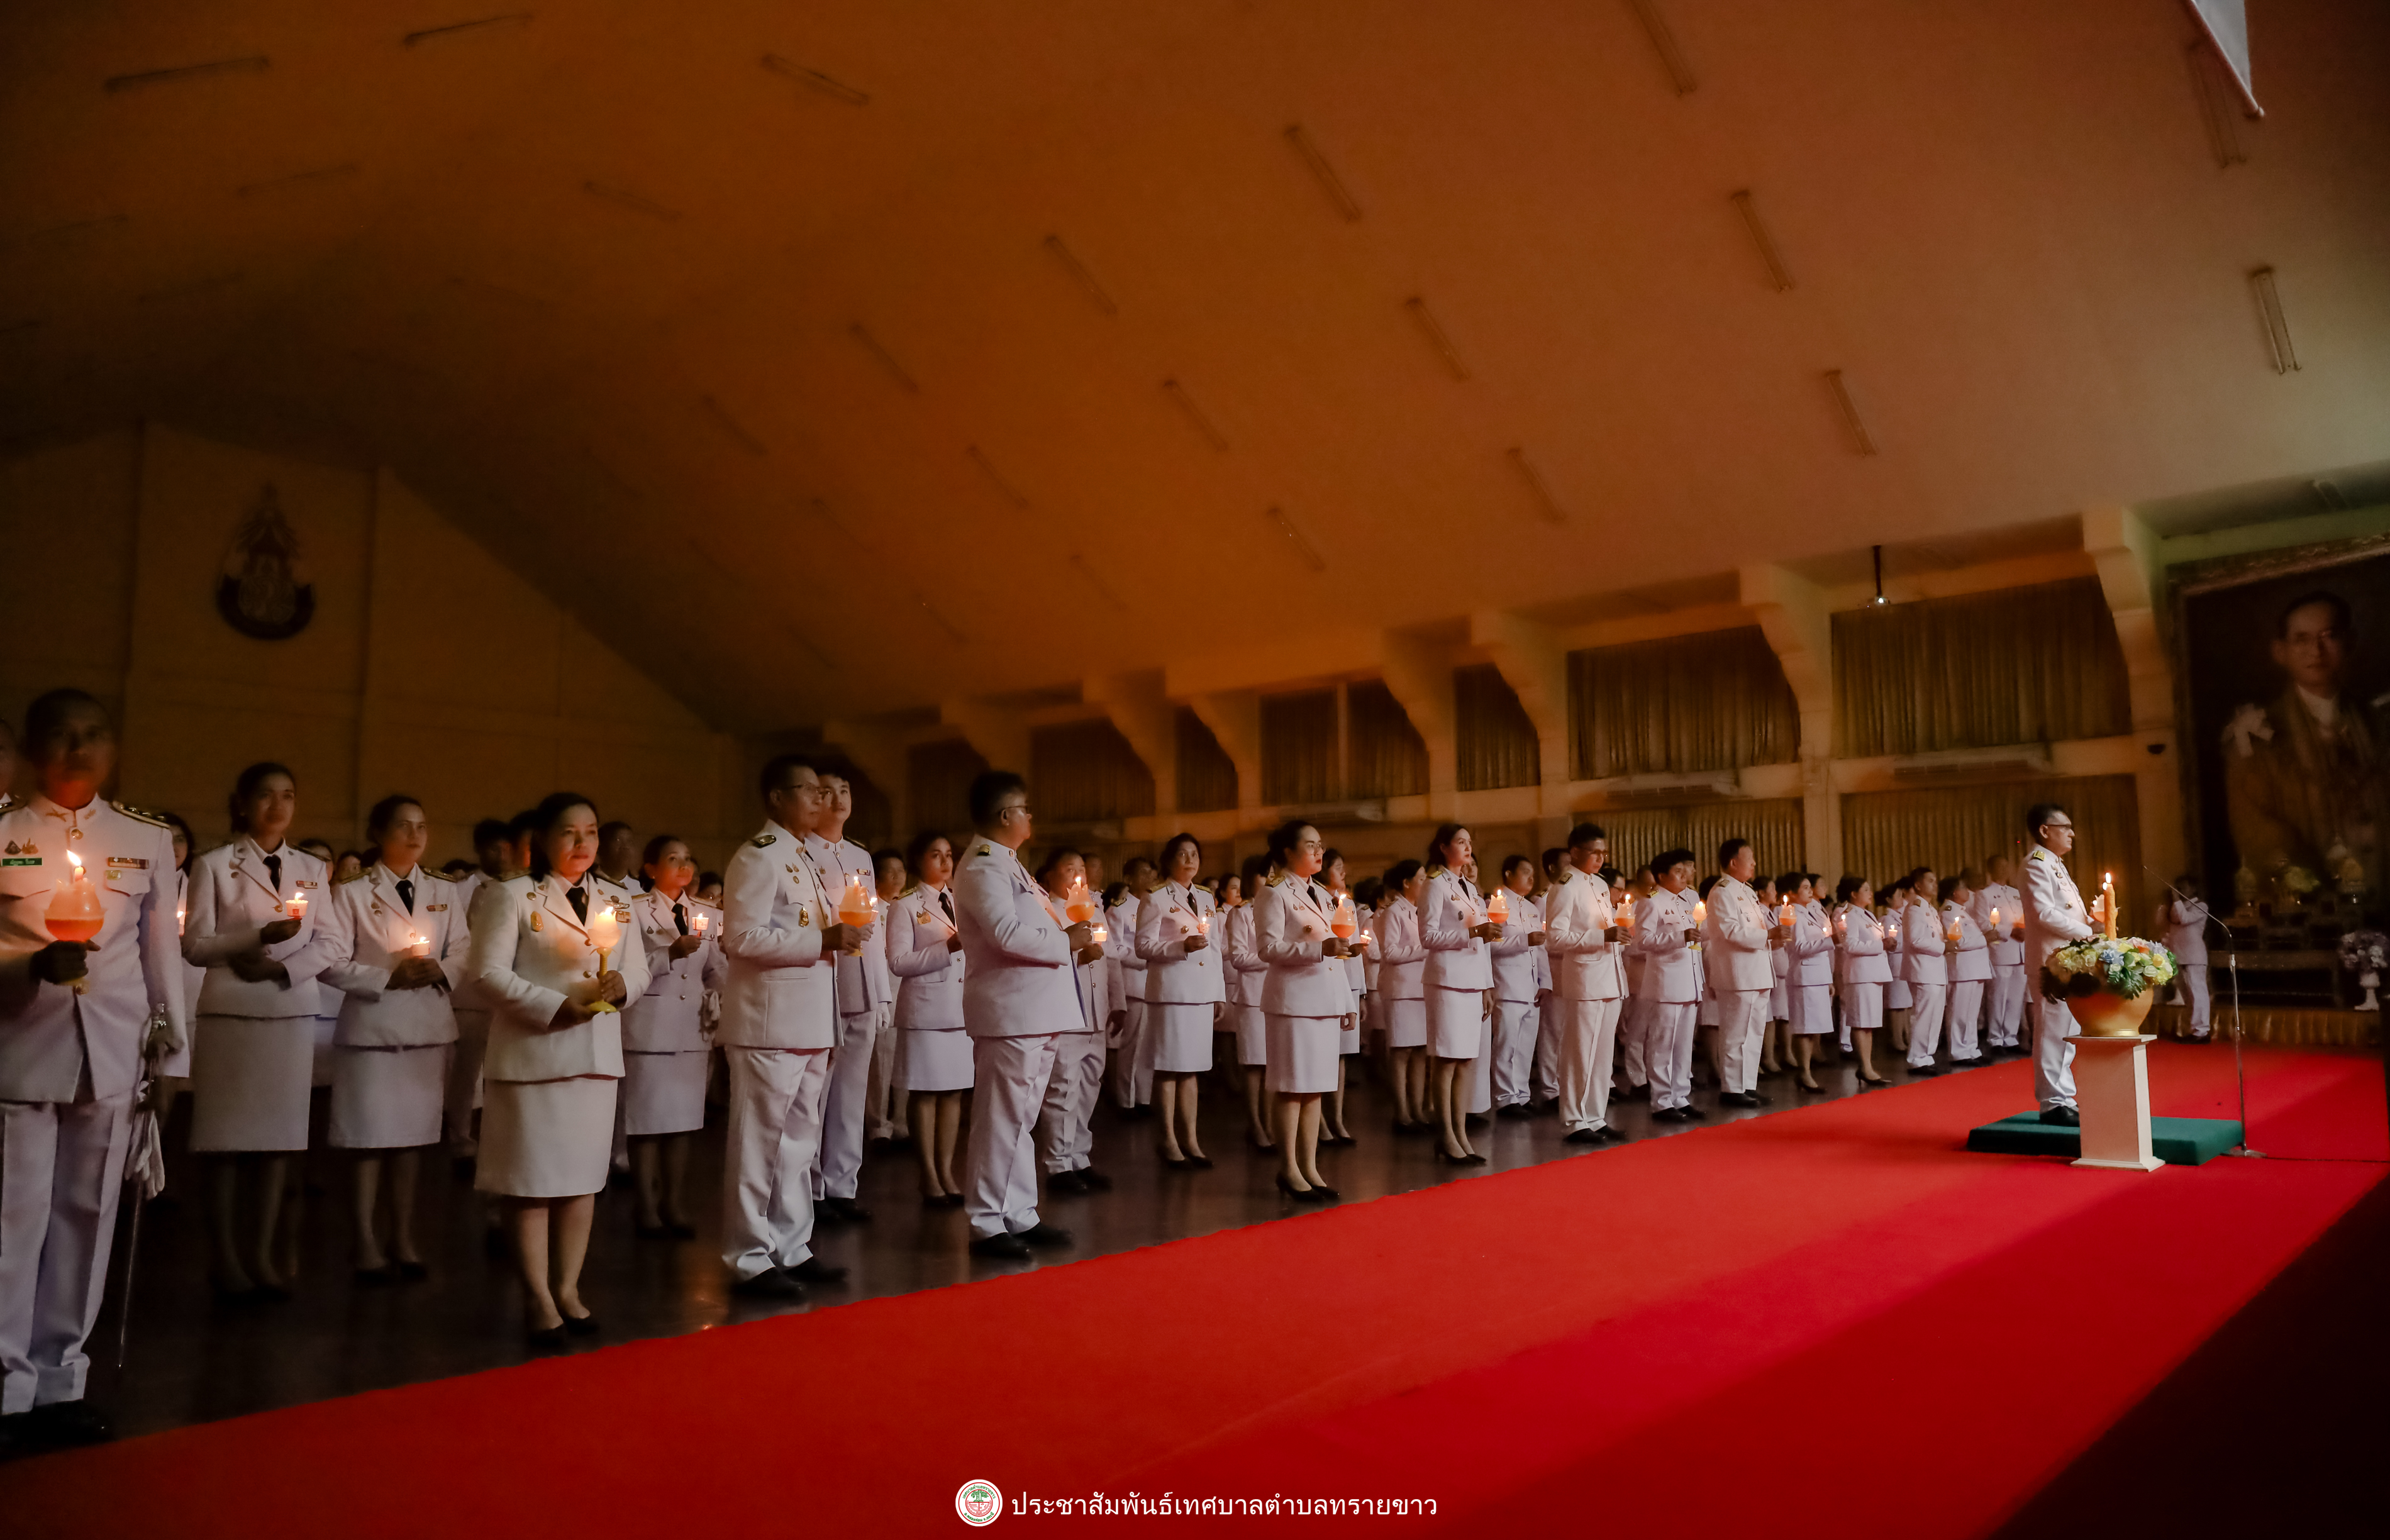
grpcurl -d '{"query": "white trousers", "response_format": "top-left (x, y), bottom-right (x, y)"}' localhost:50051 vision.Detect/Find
top-left (721, 1046), bottom-right (830, 1282)
top-left (1559, 997), bottom-right (1621, 1133)
top-left (814, 1009), bottom-right (877, 1200)
top-left (2030, 996), bottom-right (2079, 1111)
top-left (1905, 983), bottom-right (1948, 1067)
top-left (1616, 995), bottom-right (1651, 1089)
top-left (1987, 967), bottom-right (2026, 1045)
top-left (445, 1006), bottom-right (489, 1155)
top-left (1718, 989), bottom-right (1768, 1094)
top-left (1109, 998), bottom-right (1151, 1109)
top-left (967, 1034), bottom-right (1060, 1239)
top-left (1036, 1031), bottom-right (1105, 1175)
top-left (1947, 980), bottom-right (1985, 1060)
top-left (1533, 993), bottom-right (1565, 1103)
top-left (1643, 1000), bottom-right (1698, 1111)
top-left (1470, 997), bottom-right (1494, 1114)
top-left (1491, 999), bottom-right (1540, 1107)
top-left (864, 1003), bottom-right (904, 1138)
top-left (2179, 963), bottom-right (2211, 1033)
top-left (0, 1092), bottom-right (133, 1415)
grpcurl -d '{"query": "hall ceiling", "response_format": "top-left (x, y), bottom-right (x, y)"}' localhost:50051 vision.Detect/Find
top-left (3, 1), bottom-right (2386, 731)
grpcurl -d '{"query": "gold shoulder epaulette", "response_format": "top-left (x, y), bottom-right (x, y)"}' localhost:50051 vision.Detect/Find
top-left (1426, 865), bottom-right (1447, 878)
top-left (1265, 873), bottom-right (1285, 888)
top-left (899, 882), bottom-right (921, 898)
top-left (751, 833), bottom-right (777, 848)
top-left (111, 800), bottom-right (170, 829)
top-left (975, 843), bottom-right (995, 858)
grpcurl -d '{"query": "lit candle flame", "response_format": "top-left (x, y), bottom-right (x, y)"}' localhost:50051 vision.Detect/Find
top-left (65, 850), bottom-right (84, 877)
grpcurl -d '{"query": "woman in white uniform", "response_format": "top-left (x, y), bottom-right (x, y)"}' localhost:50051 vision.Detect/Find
top-left (1135, 833), bottom-right (1221, 1168)
top-left (1375, 860), bottom-right (1430, 1133)
top-left (1316, 851), bottom-right (1364, 1145)
top-left (316, 795), bottom-right (468, 1282)
top-left (887, 832), bottom-right (969, 1204)
top-left (1209, 872), bottom-right (1246, 1083)
top-left (623, 834), bottom-right (724, 1236)
top-left (1759, 874), bottom-right (1787, 1077)
top-left (1882, 879), bottom-right (1914, 1055)
top-left (1223, 855), bottom-right (1273, 1150)
top-left (1420, 825), bottom-right (1499, 1165)
top-left (1835, 875), bottom-right (1892, 1086)
top-left (157, 811), bottom-right (207, 1114)
top-left (1256, 821), bottom-right (1357, 1201)
top-left (184, 762), bottom-right (331, 1299)
top-left (469, 792), bottom-right (644, 1347)
top-left (1779, 873), bottom-right (1835, 1091)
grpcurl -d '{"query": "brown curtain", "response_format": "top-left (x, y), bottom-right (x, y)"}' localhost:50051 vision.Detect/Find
top-left (1568, 627), bottom-right (1799, 780)
top-left (1456, 664), bottom-right (1542, 791)
top-left (1176, 706), bottom-right (1238, 813)
top-left (1262, 689), bottom-right (1338, 806)
top-left (1832, 578), bottom-right (2130, 758)
top-left (1598, 798), bottom-right (1805, 882)
top-left (1840, 774), bottom-right (2143, 928)
top-left (1030, 718), bottom-right (1156, 824)
top-left (907, 739), bottom-right (988, 841)
top-left (1348, 680), bottom-right (1428, 799)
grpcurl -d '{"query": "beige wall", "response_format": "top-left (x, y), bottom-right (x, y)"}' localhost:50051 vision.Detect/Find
top-left (0, 424), bottom-right (742, 872)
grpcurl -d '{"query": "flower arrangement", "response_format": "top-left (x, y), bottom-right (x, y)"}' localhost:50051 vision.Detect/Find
top-left (2041, 936), bottom-right (2179, 1002)
top-left (2339, 931), bottom-right (2389, 975)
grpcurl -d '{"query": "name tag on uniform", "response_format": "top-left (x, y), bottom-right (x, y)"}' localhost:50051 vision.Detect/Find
top-left (1, 857), bottom-right (37, 867)
top-left (297, 878), bottom-right (320, 890)
top-left (107, 856), bottom-right (149, 870)
top-left (426, 903), bottom-right (447, 912)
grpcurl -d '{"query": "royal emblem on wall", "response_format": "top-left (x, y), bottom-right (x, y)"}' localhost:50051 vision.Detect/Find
top-left (216, 483), bottom-right (315, 641)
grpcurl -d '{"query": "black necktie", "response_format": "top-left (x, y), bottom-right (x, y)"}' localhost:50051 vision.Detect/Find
top-left (264, 853), bottom-right (282, 893)
top-left (939, 890), bottom-right (955, 924)
top-left (567, 884), bottom-right (589, 924)
top-left (672, 902), bottom-right (689, 935)
top-left (397, 878), bottom-right (415, 914)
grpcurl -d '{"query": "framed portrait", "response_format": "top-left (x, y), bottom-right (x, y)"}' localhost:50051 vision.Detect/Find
top-left (2171, 532), bottom-right (2390, 921)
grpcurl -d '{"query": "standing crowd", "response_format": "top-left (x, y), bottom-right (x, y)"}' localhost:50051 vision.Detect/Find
top-left (0, 685), bottom-right (2204, 1453)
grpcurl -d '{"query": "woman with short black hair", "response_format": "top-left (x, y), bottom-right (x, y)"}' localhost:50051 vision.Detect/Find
top-left (1255, 821), bottom-right (1355, 1200)
top-left (1134, 831), bottom-right (1221, 1168)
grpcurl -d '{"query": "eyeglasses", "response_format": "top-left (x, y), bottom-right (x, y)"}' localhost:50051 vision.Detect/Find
top-left (999, 802), bottom-right (1032, 820)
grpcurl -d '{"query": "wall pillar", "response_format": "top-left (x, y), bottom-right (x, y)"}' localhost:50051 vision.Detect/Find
top-left (1470, 609), bottom-right (1570, 846)
top-left (822, 717), bottom-right (914, 838)
top-left (1086, 670), bottom-right (1177, 817)
top-left (1741, 563), bottom-right (1839, 875)
top-left (2084, 506), bottom-right (2185, 894)
top-left (1380, 631), bottom-right (1458, 817)
top-left (939, 697), bottom-right (1031, 778)
top-left (1188, 691), bottom-right (1262, 825)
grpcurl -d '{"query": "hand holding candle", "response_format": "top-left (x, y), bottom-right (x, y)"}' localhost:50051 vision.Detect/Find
top-left (586, 904), bottom-right (623, 1012)
top-left (44, 851), bottom-right (104, 995)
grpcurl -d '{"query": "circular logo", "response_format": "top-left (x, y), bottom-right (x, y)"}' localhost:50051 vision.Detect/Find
top-left (955, 1480), bottom-right (1003, 1526)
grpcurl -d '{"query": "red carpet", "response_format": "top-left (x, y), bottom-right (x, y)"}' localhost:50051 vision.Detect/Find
top-left (12, 1046), bottom-right (2382, 1536)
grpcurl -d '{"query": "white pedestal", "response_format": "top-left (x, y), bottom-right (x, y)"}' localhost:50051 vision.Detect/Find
top-left (2067, 1033), bottom-right (2164, 1172)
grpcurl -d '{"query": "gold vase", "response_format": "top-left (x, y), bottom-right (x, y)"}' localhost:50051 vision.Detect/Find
top-left (2067, 987), bottom-right (2155, 1038)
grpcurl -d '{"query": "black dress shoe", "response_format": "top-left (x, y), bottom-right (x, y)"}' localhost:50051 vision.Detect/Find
top-left (2040, 1105), bottom-right (2081, 1127)
top-left (665, 1222), bottom-right (698, 1241)
top-left (23, 1400), bottom-right (114, 1448)
top-left (1465, 1113), bottom-right (1491, 1129)
top-left (1498, 1104), bottom-right (1535, 1120)
top-left (1652, 1107), bottom-right (1686, 1122)
top-left (970, 1232), bottom-right (1033, 1258)
top-left (562, 1311), bottom-right (601, 1337)
top-left (1046, 1171), bottom-right (1088, 1196)
top-left (729, 1266), bottom-right (806, 1299)
top-left (940, 1192), bottom-right (966, 1209)
top-left (820, 1195), bottom-right (872, 1224)
top-left (787, 1256), bottom-right (848, 1285)
top-left (1909, 1064), bottom-right (1943, 1077)
top-left (397, 1260), bottom-right (431, 1282)
top-left (635, 1222), bottom-right (673, 1239)
top-left (1019, 1222), bottom-right (1074, 1249)
top-left (1564, 1127), bottom-right (1602, 1144)
top-left (1595, 1125), bottom-right (1628, 1143)
top-left (355, 1264), bottom-right (397, 1286)
top-left (1077, 1168), bottom-right (1113, 1191)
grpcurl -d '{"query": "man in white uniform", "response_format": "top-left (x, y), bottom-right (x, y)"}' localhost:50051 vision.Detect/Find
top-left (1035, 849), bottom-right (1113, 1194)
top-left (808, 772), bottom-right (887, 1224)
top-left (956, 770), bottom-right (1091, 1258)
top-left (1543, 823), bottom-right (1626, 1143)
top-left (1106, 855), bottom-right (1154, 1114)
top-left (1633, 850), bottom-right (1704, 1122)
top-left (1703, 839), bottom-right (1776, 1107)
top-left (1974, 855), bottom-right (2028, 1052)
top-left (716, 755), bottom-right (856, 1298)
top-left (2020, 802), bottom-right (2096, 1125)
top-left (0, 690), bottom-right (185, 1451)
top-left (2163, 879), bottom-right (2213, 1041)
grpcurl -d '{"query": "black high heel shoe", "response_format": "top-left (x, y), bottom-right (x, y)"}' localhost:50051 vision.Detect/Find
top-left (562, 1311), bottom-right (601, 1338)
top-left (1274, 1173), bottom-right (1314, 1200)
top-left (525, 1322), bottom-right (567, 1351)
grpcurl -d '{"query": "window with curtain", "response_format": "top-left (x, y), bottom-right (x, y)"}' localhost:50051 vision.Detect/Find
top-left (1030, 718), bottom-right (1155, 824)
top-left (1840, 774), bottom-right (2143, 924)
top-left (1262, 689), bottom-right (1338, 805)
top-left (1596, 798), bottom-right (1806, 882)
top-left (1176, 706), bottom-right (1238, 812)
top-left (1567, 627), bottom-right (1800, 780)
top-left (1831, 577), bottom-right (2130, 758)
top-left (1456, 663), bottom-right (1540, 791)
top-left (907, 738), bottom-right (988, 841)
top-left (1348, 679), bottom-right (1428, 799)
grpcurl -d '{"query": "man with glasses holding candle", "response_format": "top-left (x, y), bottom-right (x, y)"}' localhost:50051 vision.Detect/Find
top-left (1703, 838), bottom-right (1778, 1109)
top-left (1543, 823), bottom-right (1627, 1144)
top-left (955, 770), bottom-right (1093, 1258)
top-left (808, 770), bottom-right (888, 1226)
top-left (0, 690), bottom-right (184, 1452)
top-left (2020, 803), bottom-right (2096, 1126)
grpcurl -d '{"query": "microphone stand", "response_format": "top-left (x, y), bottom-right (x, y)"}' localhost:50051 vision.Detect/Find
top-left (2165, 885), bottom-right (2261, 1158)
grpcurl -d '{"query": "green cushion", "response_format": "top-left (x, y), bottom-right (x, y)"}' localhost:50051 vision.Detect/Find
top-left (1965, 1114), bottom-right (2244, 1166)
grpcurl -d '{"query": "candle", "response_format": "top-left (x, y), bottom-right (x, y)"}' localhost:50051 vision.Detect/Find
top-left (2101, 871), bottom-right (2117, 940)
top-left (837, 872), bottom-right (874, 927)
top-left (1065, 877), bottom-right (1095, 924)
top-left (1779, 900), bottom-right (1795, 929)
top-left (1487, 887), bottom-right (1509, 924)
top-left (586, 903), bottom-right (623, 1013)
top-left (1692, 899), bottom-right (1707, 927)
top-left (1331, 894), bottom-right (1357, 939)
top-left (1091, 923), bottom-right (1107, 947)
top-left (691, 912), bottom-right (709, 936)
top-left (406, 930), bottom-right (429, 958)
top-left (286, 891), bottom-right (308, 921)
top-left (47, 851), bottom-right (104, 995)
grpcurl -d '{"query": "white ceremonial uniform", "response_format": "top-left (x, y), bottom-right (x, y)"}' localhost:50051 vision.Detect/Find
top-left (1702, 876), bottom-right (1773, 1095)
top-left (1943, 900), bottom-right (1991, 1064)
top-left (1633, 886), bottom-right (1702, 1112)
top-left (1543, 866), bottom-right (1626, 1134)
top-left (1488, 894), bottom-right (1542, 1108)
top-left (0, 795), bottom-right (184, 1417)
top-left (1338, 900), bottom-right (1368, 1056)
top-left (887, 883), bottom-right (970, 1093)
top-left (1421, 868), bottom-right (1492, 1059)
top-left (316, 861), bottom-right (469, 1150)
top-left (164, 865), bottom-right (206, 1080)
top-left (956, 836), bottom-right (1076, 1239)
top-left (1837, 904), bottom-right (1892, 1039)
top-left (1136, 878), bottom-right (1222, 1074)
top-left (2021, 846), bottom-right (2096, 1112)
top-left (444, 866), bottom-right (504, 1157)
top-left (1616, 913), bottom-right (1652, 1090)
top-left (716, 821), bottom-right (836, 1280)
top-left (1531, 908), bottom-right (1564, 1104)
top-left (1374, 897), bottom-right (1426, 1048)
top-left (1106, 889), bottom-right (1151, 1109)
top-left (182, 836), bottom-right (331, 1153)
top-left (621, 888), bottom-right (726, 1137)
top-left (1035, 890), bottom-right (1108, 1176)
top-left (1256, 873), bottom-right (1350, 1095)
top-left (1221, 902), bottom-right (1269, 1066)
top-left (1969, 882), bottom-right (2028, 1048)
top-left (467, 873), bottom-right (650, 1199)
top-left (2167, 899), bottom-right (2212, 1037)
top-left (1901, 899), bottom-right (1952, 1068)
top-left (807, 833), bottom-right (887, 1205)
top-left (1786, 899), bottom-right (1835, 1036)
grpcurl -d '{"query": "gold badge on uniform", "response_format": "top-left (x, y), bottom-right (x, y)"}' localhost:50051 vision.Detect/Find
top-left (3, 843), bottom-right (15, 855)
top-left (798, 906), bottom-right (811, 927)
top-left (21, 841), bottom-right (36, 855)
top-left (531, 909), bottom-right (543, 931)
